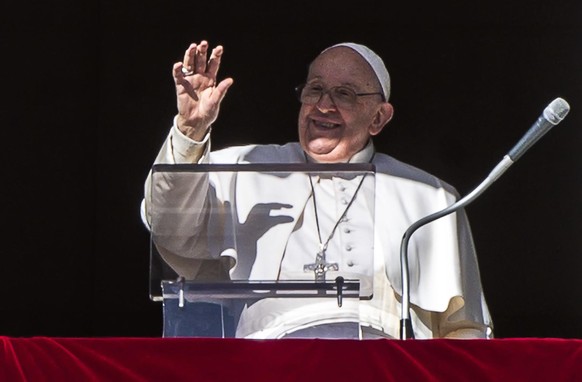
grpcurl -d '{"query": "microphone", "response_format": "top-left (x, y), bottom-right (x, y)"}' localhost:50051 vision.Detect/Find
top-left (399, 97), bottom-right (570, 340)
top-left (508, 98), bottom-right (571, 162)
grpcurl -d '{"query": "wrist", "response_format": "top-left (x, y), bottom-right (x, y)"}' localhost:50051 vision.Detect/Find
top-left (176, 115), bottom-right (210, 141)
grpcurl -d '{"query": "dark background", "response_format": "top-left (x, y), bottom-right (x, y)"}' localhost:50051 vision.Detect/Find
top-left (2, 0), bottom-right (581, 338)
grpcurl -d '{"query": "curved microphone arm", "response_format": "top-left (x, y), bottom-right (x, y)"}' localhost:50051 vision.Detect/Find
top-left (399, 156), bottom-right (514, 339)
top-left (398, 97), bottom-right (569, 340)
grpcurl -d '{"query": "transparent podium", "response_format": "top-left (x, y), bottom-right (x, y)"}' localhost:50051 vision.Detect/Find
top-left (149, 162), bottom-right (376, 339)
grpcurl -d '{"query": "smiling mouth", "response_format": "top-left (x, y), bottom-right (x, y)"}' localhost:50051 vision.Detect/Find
top-left (312, 119), bottom-right (340, 129)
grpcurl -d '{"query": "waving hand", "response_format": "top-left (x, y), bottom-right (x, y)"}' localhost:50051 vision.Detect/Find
top-left (173, 41), bottom-right (234, 141)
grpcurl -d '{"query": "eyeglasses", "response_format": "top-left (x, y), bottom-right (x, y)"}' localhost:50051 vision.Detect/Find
top-left (295, 83), bottom-right (384, 109)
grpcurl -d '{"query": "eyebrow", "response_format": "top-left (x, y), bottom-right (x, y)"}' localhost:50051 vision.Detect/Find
top-left (305, 78), bottom-right (361, 90)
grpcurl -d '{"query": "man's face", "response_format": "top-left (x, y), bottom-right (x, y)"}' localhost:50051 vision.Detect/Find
top-left (298, 47), bottom-right (392, 163)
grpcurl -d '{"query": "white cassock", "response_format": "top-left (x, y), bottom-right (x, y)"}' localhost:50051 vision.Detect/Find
top-left (143, 121), bottom-right (493, 339)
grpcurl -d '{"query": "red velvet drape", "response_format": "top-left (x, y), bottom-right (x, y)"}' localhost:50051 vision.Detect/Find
top-left (2, 337), bottom-right (582, 381)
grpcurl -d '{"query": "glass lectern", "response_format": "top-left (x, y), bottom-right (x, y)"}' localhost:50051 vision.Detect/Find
top-left (149, 163), bottom-right (376, 339)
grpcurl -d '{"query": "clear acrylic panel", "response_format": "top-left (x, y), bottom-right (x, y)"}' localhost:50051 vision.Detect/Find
top-left (150, 163), bottom-right (376, 338)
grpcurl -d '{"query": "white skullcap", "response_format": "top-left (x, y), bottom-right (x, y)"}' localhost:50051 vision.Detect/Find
top-left (323, 42), bottom-right (391, 101)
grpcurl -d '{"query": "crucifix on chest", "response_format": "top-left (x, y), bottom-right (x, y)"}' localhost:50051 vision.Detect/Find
top-left (303, 172), bottom-right (367, 281)
top-left (303, 244), bottom-right (339, 281)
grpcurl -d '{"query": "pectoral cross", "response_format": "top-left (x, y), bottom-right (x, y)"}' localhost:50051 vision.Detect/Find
top-left (303, 247), bottom-right (339, 281)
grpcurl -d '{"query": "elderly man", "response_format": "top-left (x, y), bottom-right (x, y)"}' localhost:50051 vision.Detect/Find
top-left (142, 40), bottom-right (492, 339)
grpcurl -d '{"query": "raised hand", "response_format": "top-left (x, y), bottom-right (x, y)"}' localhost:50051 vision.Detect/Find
top-left (172, 41), bottom-right (234, 141)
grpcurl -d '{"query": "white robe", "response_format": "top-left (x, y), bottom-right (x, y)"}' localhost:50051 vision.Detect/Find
top-left (143, 123), bottom-right (493, 339)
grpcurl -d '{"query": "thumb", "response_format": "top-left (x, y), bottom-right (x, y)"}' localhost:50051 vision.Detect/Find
top-left (212, 77), bottom-right (234, 103)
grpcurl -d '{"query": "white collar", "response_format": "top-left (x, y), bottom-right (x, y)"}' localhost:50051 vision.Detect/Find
top-left (304, 140), bottom-right (375, 164)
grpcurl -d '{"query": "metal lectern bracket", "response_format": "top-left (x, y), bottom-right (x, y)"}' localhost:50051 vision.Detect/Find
top-left (335, 276), bottom-right (344, 307)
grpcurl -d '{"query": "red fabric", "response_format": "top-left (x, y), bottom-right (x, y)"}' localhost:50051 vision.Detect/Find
top-left (1, 337), bottom-right (582, 381)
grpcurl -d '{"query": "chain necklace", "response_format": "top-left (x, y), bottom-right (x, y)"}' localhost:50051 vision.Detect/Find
top-left (303, 153), bottom-right (374, 280)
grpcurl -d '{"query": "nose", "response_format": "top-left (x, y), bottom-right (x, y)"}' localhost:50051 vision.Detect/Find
top-left (315, 91), bottom-right (337, 112)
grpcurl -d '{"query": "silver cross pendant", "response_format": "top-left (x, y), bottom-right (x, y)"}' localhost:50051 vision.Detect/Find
top-left (304, 250), bottom-right (339, 281)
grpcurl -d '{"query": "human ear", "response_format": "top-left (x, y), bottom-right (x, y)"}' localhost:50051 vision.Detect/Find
top-left (369, 102), bottom-right (394, 136)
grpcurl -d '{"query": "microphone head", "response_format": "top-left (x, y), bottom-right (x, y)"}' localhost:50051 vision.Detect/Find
top-left (544, 97), bottom-right (570, 125)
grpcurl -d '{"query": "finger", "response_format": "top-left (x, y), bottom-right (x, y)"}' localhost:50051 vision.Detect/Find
top-left (172, 62), bottom-right (199, 97)
top-left (182, 43), bottom-right (197, 75)
top-left (206, 45), bottom-right (224, 79)
top-left (194, 40), bottom-right (209, 73)
top-left (212, 78), bottom-right (234, 101)
top-left (172, 62), bottom-right (188, 84)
